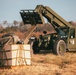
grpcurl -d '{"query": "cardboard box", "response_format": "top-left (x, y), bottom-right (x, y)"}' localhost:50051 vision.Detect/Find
top-left (0, 44), bottom-right (31, 66)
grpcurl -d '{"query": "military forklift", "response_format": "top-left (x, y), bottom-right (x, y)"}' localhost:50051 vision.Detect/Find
top-left (20, 5), bottom-right (76, 55)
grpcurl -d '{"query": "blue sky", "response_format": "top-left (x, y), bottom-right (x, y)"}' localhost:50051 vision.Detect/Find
top-left (0, 0), bottom-right (76, 23)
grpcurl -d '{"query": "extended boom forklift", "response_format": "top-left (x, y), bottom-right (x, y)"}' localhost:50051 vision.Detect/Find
top-left (20, 5), bottom-right (76, 55)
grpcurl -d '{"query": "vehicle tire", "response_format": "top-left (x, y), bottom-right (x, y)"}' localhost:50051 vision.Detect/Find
top-left (32, 41), bottom-right (40, 54)
top-left (53, 39), bottom-right (66, 55)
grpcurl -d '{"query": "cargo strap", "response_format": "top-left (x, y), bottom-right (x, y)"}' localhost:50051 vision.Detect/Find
top-left (16, 45), bottom-right (27, 65)
top-left (0, 48), bottom-right (8, 66)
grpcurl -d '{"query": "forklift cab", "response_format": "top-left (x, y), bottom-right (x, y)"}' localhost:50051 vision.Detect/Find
top-left (68, 27), bottom-right (76, 51)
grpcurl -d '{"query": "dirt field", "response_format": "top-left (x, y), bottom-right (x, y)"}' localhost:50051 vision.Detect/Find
top-left (0, 32), bottom-right (76, 75)
top-left (0, 51), bottom-right (76, 75)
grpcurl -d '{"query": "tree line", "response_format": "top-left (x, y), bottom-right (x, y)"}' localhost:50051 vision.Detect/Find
top-left (0, 20), bottom-right (76, 33)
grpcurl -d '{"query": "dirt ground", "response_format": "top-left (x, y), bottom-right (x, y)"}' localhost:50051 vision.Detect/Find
top-left (0, 32), bottom-right (76, 75)
top-left (0, 51), bottom-right (76, 75)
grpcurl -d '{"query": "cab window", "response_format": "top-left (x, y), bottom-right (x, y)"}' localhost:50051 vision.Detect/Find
top-left (69, 28), bottom-right (75, 38)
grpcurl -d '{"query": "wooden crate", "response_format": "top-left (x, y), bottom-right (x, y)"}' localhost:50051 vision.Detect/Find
top-left (0, 44), bottom-right (31, 66)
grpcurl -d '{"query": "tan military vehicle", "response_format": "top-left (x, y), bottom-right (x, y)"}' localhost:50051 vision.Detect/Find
top-left (20, 5), bottom-right (76, 56)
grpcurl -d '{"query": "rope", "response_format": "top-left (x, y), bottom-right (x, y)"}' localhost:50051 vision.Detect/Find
top-left (16, 45), bottom-right (27, 66)
top-left (0, 47), bottom-right (8, 66)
